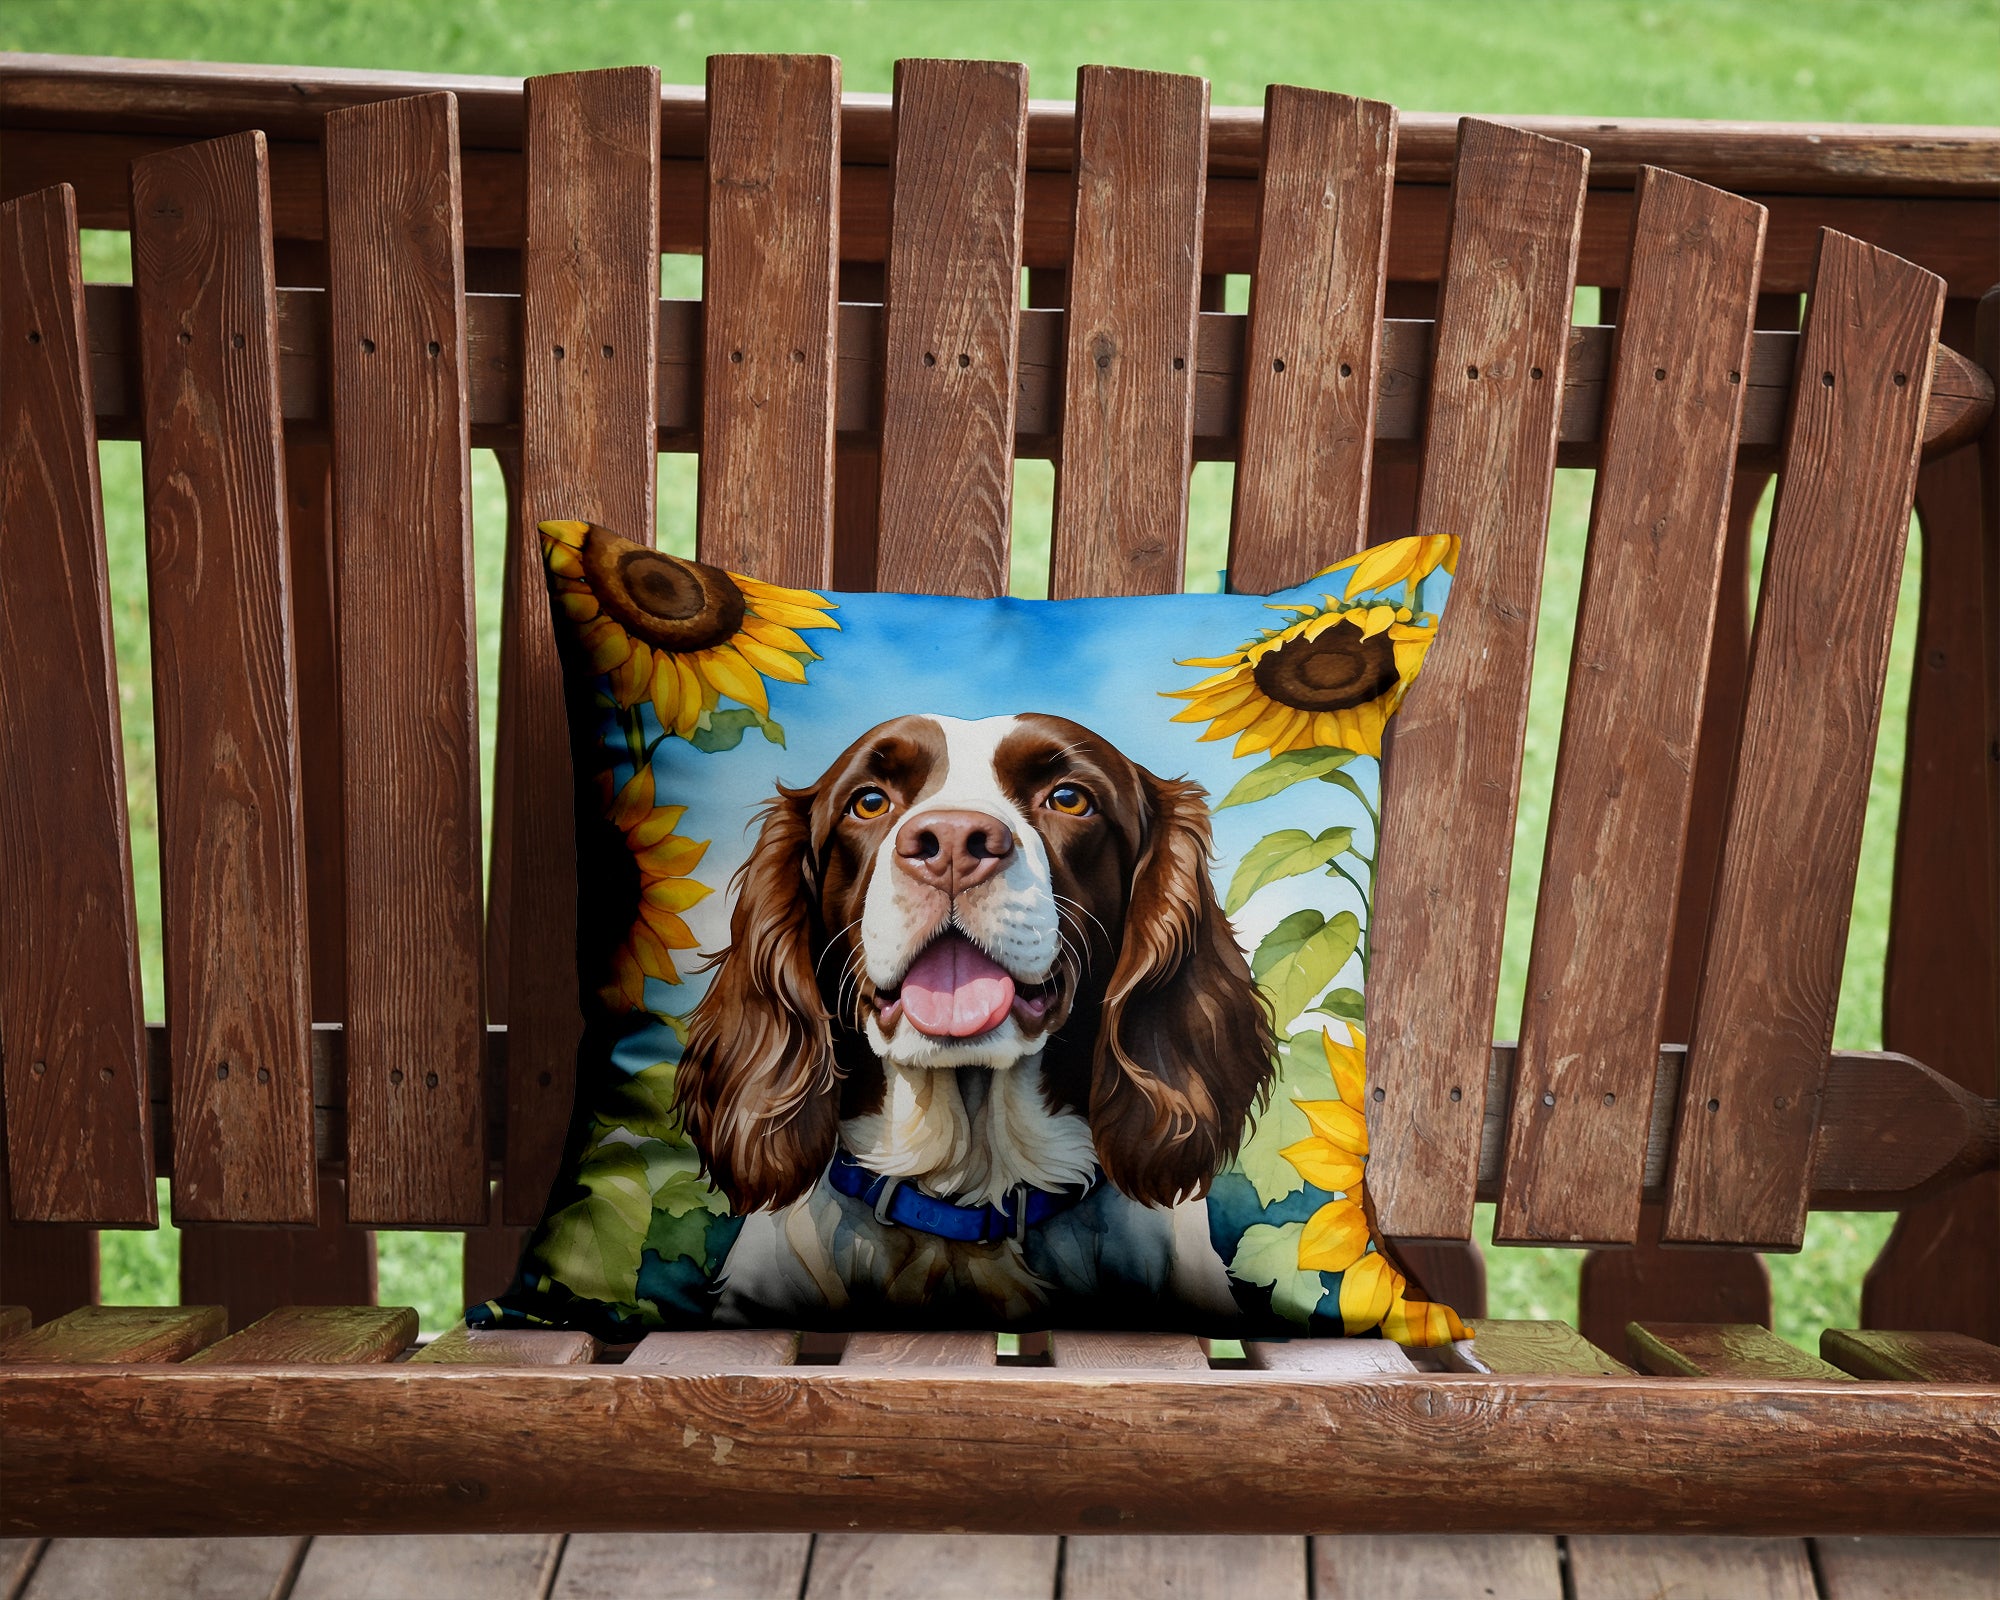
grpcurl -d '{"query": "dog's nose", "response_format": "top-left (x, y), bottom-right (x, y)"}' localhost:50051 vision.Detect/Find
top-left (895, 809), bottom-right (1014, 894)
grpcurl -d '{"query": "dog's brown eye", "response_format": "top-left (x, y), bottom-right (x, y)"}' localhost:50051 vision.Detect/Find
top-left (849, 787), bottom-right (892, 820)
top-left (1046, 783), bottom-right (1094, 817)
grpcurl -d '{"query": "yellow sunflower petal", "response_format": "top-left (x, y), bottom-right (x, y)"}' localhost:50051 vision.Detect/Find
top-left (1322, 1027), bottom-right (1366, 1106)
top-left (1298, 1198), bottom-right (1371, 1273)
top-left (580, 617), bottom-right (634, 675)
top-left (1281, 1136), bottom-right (1366, 1194)
top-left (635, 833), bottom-right (707, 879)
top-left (627, 805), bottom-right (688, 848)
top-left (1339, 1250), bottom-right (1402, 1334)
top-left (1360, 604), bottom-right (1398, 639)
top-left (649, 660), bottom-right (683, 731)
top-left (745, 597), bottom-right (840, 632)
top-left (665, 654), bottom-right (702, 738)
top-left (610, 767), bottom-right (656, 829)
top-left (608, 639), bottom-right (655, 708)
top-left (603, 946), bottom-right (648, 1012)
top-left (643, 877), bottom-right (712, 914)
top-left (733, 633), bottom-right (810, 685)
top-left (627, 919), bottom-right (680, 985)
top-left (638, 900), bottom-right (700, 950)
top-left (1176, 652), bottom-right (1253, 670)
top-left (1298, 1098), bottom-right (1369, 1156)
top-left (559, 591), bottom-right (600, 622)
top-left (538, 519), bottom-right (589, 548)
top-left (738, 614), bottom-right (814, 656)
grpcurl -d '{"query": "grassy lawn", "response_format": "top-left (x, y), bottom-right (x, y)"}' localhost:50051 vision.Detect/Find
top-left (26, 0), bottom-right (1993, 1338)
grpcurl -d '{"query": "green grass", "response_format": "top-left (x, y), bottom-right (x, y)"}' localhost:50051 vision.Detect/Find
top-left (27, 0), bottom-right (1989, 1337)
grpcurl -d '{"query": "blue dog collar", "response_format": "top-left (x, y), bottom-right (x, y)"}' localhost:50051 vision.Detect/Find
top-left (828, 1148), bottom-right (1095, 1244)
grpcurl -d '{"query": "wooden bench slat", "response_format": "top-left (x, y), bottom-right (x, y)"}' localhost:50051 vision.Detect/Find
top-left (178, 1170), bottom-right (375, 1328)
top-left (1666, 231), bottom-right (1946, 1249)
top-left (1229, 88), bottom-right (1396, 591)
top-left (0, 183), bottom-right (154, 1226)
top-left (184, 1304), bottom-right (416, 1365)
top-left (1628, 1321), bottom-right (1849, 1380)
top-left (1566, 1537), bottom-right (1817, 1600)
top-left (0, 1304), bottom-right (225, 1363)
top-left (1821, 1329), bottom-right (2000, 1383)
top-left (500, 67), bottom-right (661, 1227)
top-left (1244, 1339), bottom-right (1417, 1374)
top-left (1500, 170), bottom-right (1766, 1247)
top-left (623, 1329), bottom-right (799, 1367)
top-left (128, 132), bottom-right (318, 1226)
top-left (698, 53), bottom-right (840, 586)
top-left (0, 1204), bottom-right (97, 1325)
top-left (1445, 1318), bottom-right (1634, 1376)
top-left (323, 92), bottom-right (488, 1226)
top-left (840, 1331), bottom-right (997, 1367)
top-left (872, 60), bottom-right (1027, 598)
top-left (1047, 1331), bottom-right (1208, 1370)
top-left (556, 1534), bottom-right (814, 1600)
top-left (1049, 66), bottom-right (1209, 600)
top-left (410, 1322), bottom-right (599, 1365)
top-left (1364, 120), bottom-right (1590, 1242)
top-left (1316, 1535), bottom-right (1563, 1600)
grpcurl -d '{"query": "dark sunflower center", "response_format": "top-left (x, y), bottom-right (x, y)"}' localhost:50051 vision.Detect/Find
top-left (1251, 619), bottom-right (1400, 712)
top-left (579, 524), bottom-right (747, 652)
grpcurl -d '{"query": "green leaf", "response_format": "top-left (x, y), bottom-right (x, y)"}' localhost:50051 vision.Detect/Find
top-left (1216, 747), bottom-right (1358, 810)
top-left (1230, 1222), bottom-right (1326, 1326)
top-left (532, 1143), bottom-right (652, 1304)
top-left (1322, 768), bottom-right (1375, 814)
top-left (1312, 987), bottom-right (1367, 1023)
top-left (1233, 1030), bottom-right (1341, 1206)
top-left (1225, 827), bottom-right (1355, 914)
top-left (591, 1062), bottom-right (682, 1146)
top-left (642, 1202), bottom-right (715, 1270)
top-left (687, 707), bottom-right (785, 752)
top-left (1257, 910), bottom-right (1362, 1027)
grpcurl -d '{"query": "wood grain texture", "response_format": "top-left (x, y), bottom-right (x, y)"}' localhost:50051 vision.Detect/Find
top-left (1048, 1331), bottom-right (1207, 1370)
top-left (0, 184), bottom-right (153, 1225)
top-left (1244, 1338), bottom-right (1418, 1374)
top-left (1667, 232), bottom-right (1946, 1249)
top-left (1049, 66), bottom-right (1208, 599)
top-left (1822, 1329), bottom-right (2000, 1382)
top-left (1814, 1537), bottom-right (2000, 1600)
top-left (556, 1533), bottom-right (813, 1600)
top-left (1628, 1322), bottom-right (1849, 1380)
top-left (288, 1535), bottom-right (559, 1600)
top-left (1500, 171), bottom-right (1765, 1246)
top-left (177, 1171), bottom-right (375, 1328)
top-left (0, 1197), bottom-right (96, 1324)
top-left (1455, 1319), bottom-right (1634, 1376)
top-left (807, 1535), bottom-right (1056, 1600)
top-left (872, 59), bottom-right (1027, 598)
top-left (460, 1175), bottom-right (529, 1310)
top-left (1315, 1535), bottom-right (1562, 1600)
top-left (6, 1367), bottom-right (1999, 1536)
top-left (1229, 89), bottom-right (1396, 591)
top-left (20, 1537), bottom-right (304, 1600)
top-left (499, 69), bottom-right (660, 1227)
top-left (411, 1322), bottom-right (598, 1366)
top-left (283, 436), bottom-right (347, 1023)
top-left (841, 1331), bottom-right (996, 1367)
top-left (1363, 121), bottom-right (1589, 1242)
top-left (0, 1304), bottom-right (223, 1363)
top-left (128, 132), bottom-right (316, 1225)
top-left (698, 54), bottom-right (840, 587)
top-left (184, 1304), bottom-right (415, 1365)
top-left (1064, 1536), bottom-right (1305, 1600)
top-left (624, 1329), bottom-right (799, 1368)
top-left (323, 93), bottom-right (487, 1226)
top-left (1565, 1537), bottom-right (1817, 1600)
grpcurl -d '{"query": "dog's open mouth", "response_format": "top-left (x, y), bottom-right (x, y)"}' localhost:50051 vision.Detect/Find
top-left (873, 930), bottom-right (1059, 1040)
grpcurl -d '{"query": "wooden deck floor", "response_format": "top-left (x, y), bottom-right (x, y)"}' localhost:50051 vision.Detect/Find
top-left (4, 1534), bottom-right (1996, 1599)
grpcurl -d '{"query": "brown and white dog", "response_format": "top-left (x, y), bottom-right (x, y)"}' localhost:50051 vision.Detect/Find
top-left (675, 713), bottom-right (1277, 1327)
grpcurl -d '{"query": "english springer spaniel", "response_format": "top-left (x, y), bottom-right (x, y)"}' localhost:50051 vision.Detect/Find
top-left (675, 713), bottom-right (1277, 1328)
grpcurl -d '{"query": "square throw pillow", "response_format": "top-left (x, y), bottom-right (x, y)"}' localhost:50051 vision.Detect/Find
top-left (473, 522), bottom-right (1468, 1345)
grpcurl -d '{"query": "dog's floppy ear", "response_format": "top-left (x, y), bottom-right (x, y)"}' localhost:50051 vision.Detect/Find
top-left (1090, 773), bottom-right (1276, 1207)
top-left (675, 786), bottom-right (840, 1211)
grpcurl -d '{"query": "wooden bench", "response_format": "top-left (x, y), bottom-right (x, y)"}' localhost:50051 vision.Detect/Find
top-left (1, 52), bottom-right (1996, 1540)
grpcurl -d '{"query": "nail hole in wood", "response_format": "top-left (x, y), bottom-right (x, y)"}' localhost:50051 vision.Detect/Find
top-left (554, 345), bottom-right (566, 360)
top-left (1272, 357), bottom-right (1286, 373)
top-left (99, 1068), bottom-right (113, 1083)
top-left (216, 1062), bottom-right (230, 1081)
top-left (1466, 364), bottom-right (1479, 380)
top-left (538, 1071), bottom-right (553, 1088)
top-left (730, 350), bottom-right (743, 363)
top-left (1707, 1097), bottom-right (1720, 1112)
top-left (178, 330), bottom-right (192, 345)
top-left (602, 344), bottom-right (614, 360)
top-left (1448, 1087), bottom-right (1462, 1103)
top-left (924, 352), bottom-right (937, 367)
top-left (957, 352), bottom-right (970, 368)
top-left (30, 1061), bottom-right (45, 1077)
top-left (1173, 356), bottom-right (1186, 371)
top-left (1653, 367), bottom-right (1666, 381)
top-left (1338, 362), bottom-right (1352, 378)
top-left (231, 332), bottom-right (245, 350)
top-left (1820, 371), bottom-right (1834, 388)
top-left (1371, 1086), bottom-right (1385, 1102)
top-left (1530, 366), bottom-right (1544, 380)
top-left (390, 1069), bottom-right (405, 1086)
top-left (1541, 1091), bottom-right (1555, 1108)
top-left (1728, 370), bottom-right (1741, 384)
top-left (1603, 1092), bottom-right (1616, 1106)
top-left (427, 340), bottom-right (441, 357)
top-left (1893, 371), bottom-right (1908, 386)
top-left (426, 1071), bottom-right (440, 1089)
top-left (791, 349), bottom-right (805, 363)
top-left (360, 337), bottom-right (376, 354)
top-left (257, 1067), bottom-right (270, 1084)
top-left (26, 330), bottom-right (41, 344)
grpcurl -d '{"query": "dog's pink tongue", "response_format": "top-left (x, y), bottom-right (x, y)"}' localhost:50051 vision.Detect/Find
top-left (900, 933), bottom-right (1016, 1038)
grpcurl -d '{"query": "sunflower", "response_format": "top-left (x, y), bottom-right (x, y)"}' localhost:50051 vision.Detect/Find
top-left (600, 764), bottom-right (711, 1012)
top-left (1166, 533), bottom-right (1455, 760)
top-left (541, 520), bottom-right (837, 739)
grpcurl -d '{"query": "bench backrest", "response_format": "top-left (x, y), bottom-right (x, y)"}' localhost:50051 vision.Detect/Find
top-left (0, 57), bottom-right (1991, 1286)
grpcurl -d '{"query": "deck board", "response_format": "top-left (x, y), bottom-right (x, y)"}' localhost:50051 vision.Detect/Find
top-left (287, 1534), bottom-right (560, 1600)
top-left (21, 1537), bottom-right (303, 1600)
top-left (1316, 1534), bottom-right (1562, 1600)
top-left (553, 1533), bottom-right (812, 1599)
top-left (1566, 1535), bottom-right (1818, 1600)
